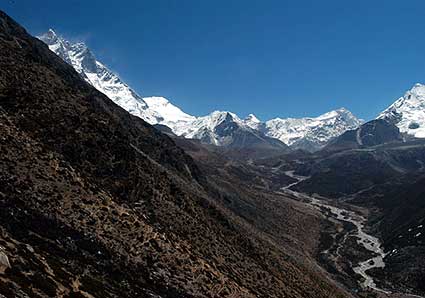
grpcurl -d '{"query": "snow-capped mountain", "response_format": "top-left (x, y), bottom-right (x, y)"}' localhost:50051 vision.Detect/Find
top-left (244, 114), bottom-right (262, 130)
top-left (378, 83), bottom-right (425, 138)
top-left (264, 108), bottom-right (363, 151)
top-left (175, 111), bottom-right (244, 146)
top-left (143, 96), bottom-right (195, 129)
top-left (171, 108), bottom-right (362, 151)
top-left (38, 29), bottom-right (192, 126)
top-left (38, 29), bottom-right (361, 151)
top-left (173, 111), bottom-right (287, 149)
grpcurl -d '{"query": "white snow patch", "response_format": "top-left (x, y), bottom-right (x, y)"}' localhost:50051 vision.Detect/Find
top-left (378, 83), bottom-right (425, 138)
top-left (265, 108), bottom-right (362, 147)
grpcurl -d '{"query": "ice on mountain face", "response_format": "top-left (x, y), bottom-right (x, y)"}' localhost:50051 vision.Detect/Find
top-left (244, 114), bottom-right (262, 130)
top-left (38, 29), bottom-right (193, 125)
top-left (174, 111), bottom-right (243, 145)
top-left (143, 96), bottom-right (196, 129)
top-left (265, 108), bottom-right (362, 149)
top-left (173, 110), bottom-right (279, 147)
top-left (173, 108), bottom-right (361, 150)
top-left (378, 83), bottom-right (425, 138)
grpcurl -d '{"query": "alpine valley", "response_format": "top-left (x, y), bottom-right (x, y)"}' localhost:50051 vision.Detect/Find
top-left (1, 9), bottom-right (425, 298)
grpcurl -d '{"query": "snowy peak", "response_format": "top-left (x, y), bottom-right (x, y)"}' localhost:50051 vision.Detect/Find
top-left (264, 108), bottom-right (363, 151)
top-left (174, 111), bottom-right (240, 146)
top-left (411, 83), bottom-right (425, 95)
top-left (143, 96), bottom-right (195, 126)
top-left (209, 111), bottom-right (242, 126)
top-left (244, 114), bottom-right (262, 130)
top-left (317, 107), bottom-right (356, 121)
top-left (39, 29), bottom-right (93, 74)
top-left (39, 29), bottom-right (75, 65)
top-left (40, 28), bottom-right (61, 45)
top-left (245, 113), bottom-right (260, 123)
top-left (173, 107), bottom-right (360, 151)
top-left (38, 29), bottom-right (362, 151)
top-left (38, 29), bottom-right (187, 125)
top-left (378, 83), bottom-right (425, 138)
top-left (176, 111), bottom-right (241, 135)
top-left (42, 28), bottom-right (59, 44)
top-left (175, 110), bottom-right (287, 149)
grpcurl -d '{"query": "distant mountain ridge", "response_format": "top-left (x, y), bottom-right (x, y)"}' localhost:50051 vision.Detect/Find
top-left (173, 110), bottom-right (289, 150)
top-left (264, 108), bottom-right (363, 151)
top-left (38, 29), bottom-right (363, 151)
top-left (324, 119), bottom-right (403, 152)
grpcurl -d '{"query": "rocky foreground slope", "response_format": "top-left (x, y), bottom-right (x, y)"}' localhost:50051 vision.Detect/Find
top-left (0, 10), bottom-right (349, 298)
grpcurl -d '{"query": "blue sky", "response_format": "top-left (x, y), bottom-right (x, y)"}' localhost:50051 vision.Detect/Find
top-left (3, 0), bottom-right (425, 120)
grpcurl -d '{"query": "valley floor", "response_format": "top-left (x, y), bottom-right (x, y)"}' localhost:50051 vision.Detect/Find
top-left (280, 171), bottom-right (425, 298)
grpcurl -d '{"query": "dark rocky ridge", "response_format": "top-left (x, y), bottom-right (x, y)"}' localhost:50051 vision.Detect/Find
top-left (0, 10), bottom-right (348, 298)
top-left (324, 119), bottom-right (403, 152)
top-left (292, 139), bottom-right (425, 198)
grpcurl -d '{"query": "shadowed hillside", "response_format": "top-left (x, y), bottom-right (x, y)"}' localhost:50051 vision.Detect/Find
top-left (0, 10), bottom-right (348, 298)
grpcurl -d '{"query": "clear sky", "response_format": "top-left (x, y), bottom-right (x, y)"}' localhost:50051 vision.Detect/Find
top-left (3, 0), bottom-right (425, 121)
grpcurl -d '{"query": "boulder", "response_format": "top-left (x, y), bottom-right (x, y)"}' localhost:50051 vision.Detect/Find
top-left (0, 250), bottom-right (10, 273)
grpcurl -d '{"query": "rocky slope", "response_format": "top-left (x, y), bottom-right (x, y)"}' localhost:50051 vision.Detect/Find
top-left (324, 119), bottom-right (403, 152)
top-left (0, 10), bottom-right (349, 298)
top-left (292, 139), bottom-right (425, 198)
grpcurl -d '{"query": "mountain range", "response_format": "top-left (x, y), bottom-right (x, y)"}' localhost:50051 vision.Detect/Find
top-left (2, 10), bottom-right (425, 298)
top-left (38, 30), bottom-right (365, 152)
top-left (38, 30), bottom-right (425, 153)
